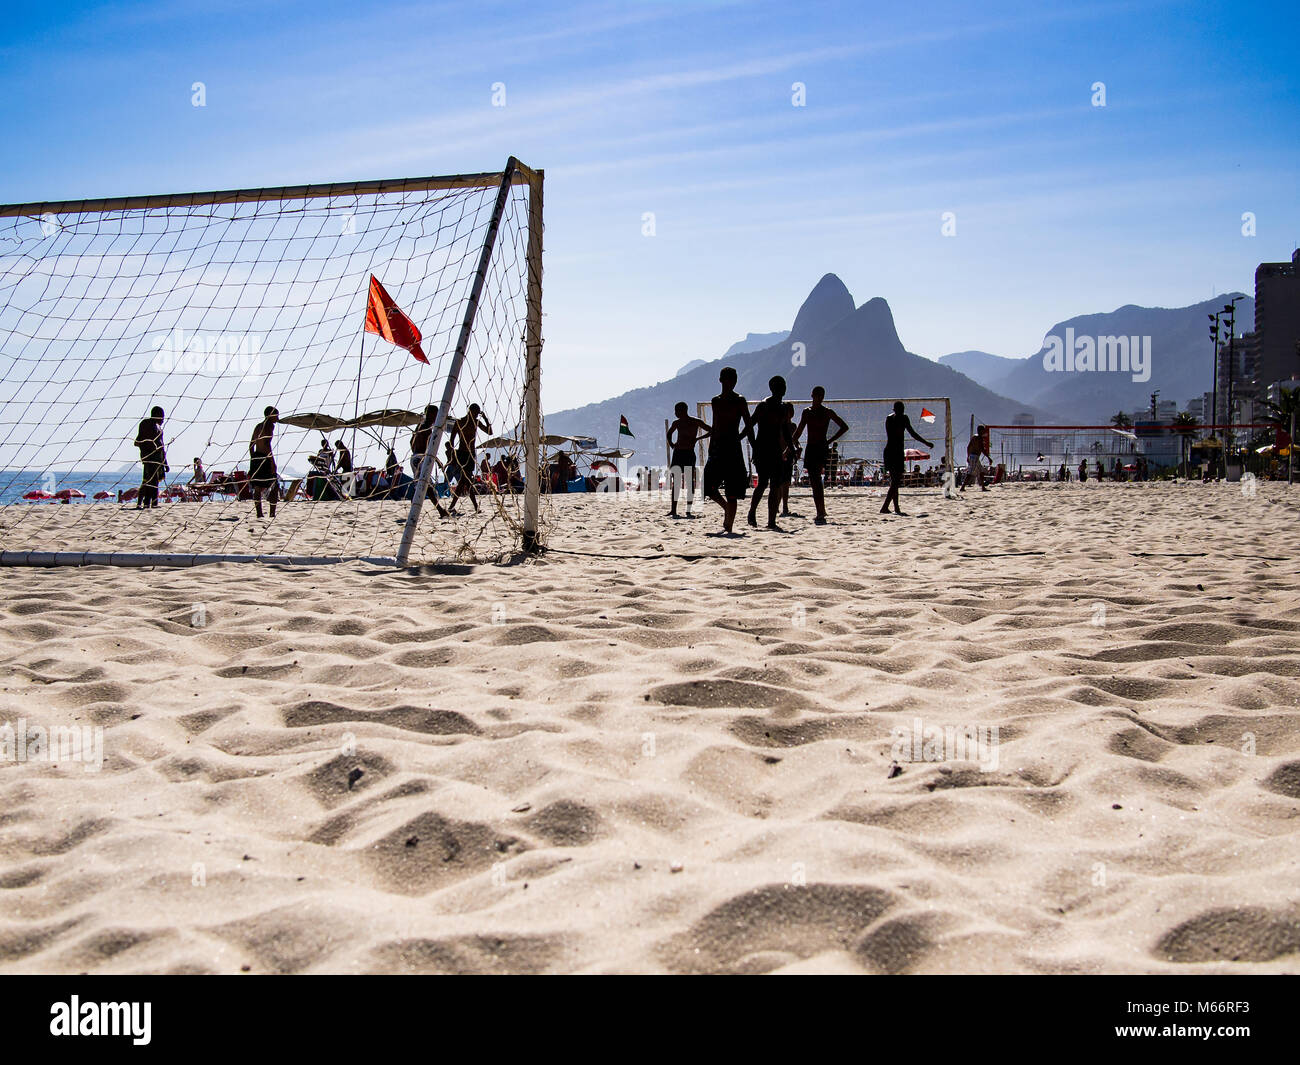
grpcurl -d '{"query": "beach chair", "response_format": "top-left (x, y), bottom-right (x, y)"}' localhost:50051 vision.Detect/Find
top-left (283, 478), bottom-right (303, 503)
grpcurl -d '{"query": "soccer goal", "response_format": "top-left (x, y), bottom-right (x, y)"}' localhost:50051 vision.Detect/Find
top-left (694, 397), bottom-right (952, 484)
top-left (0, 157), bottom-right (546, 568)
top-left (983, 421), bottom-right (1283, 480)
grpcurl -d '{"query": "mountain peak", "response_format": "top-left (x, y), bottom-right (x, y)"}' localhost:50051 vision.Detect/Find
top-left (790, 273), bottom-right (855, 340)
top-left (853, 296), bottom-right (900, 345)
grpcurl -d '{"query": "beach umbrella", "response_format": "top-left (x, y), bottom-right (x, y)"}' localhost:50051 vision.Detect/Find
top-left (590, 460), bottom-right (618, 474)
top-left (480, 435), bottom-right (521, 449)
top-left (22, 490), bottom-right (51, 500)
top-left (280, 409), bottom-right (421, 431)
top-left (903, 448), bottom-right (930, 460)
top-left (53, 488), bottom-right (86, 500)
top-left (93, 491), bottom-right (112, 500)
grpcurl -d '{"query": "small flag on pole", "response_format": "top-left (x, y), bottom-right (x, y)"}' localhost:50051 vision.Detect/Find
top-left (364, 274), bottom-right (428, 364)
top-left (619, 415), bottom-right (634, 437)
top-left (920, 408), bottom-right (936, 424)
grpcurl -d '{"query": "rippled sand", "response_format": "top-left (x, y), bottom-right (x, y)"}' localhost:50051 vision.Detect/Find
top-left (2, 480), bottom-right (1298, 974)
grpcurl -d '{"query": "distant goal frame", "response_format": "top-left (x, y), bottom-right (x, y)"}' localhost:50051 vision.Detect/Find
top-left (0, 157), bottom-right (545, 570)
top-left (694, 396), bottom-right (953, 481)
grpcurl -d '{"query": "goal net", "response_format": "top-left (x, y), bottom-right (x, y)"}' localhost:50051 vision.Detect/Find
top-left (693, 397), bottom-right (952, 485)
top-left (984, 422), bottom-right (1282, 480)
top-left (987, 424), bottom-right (1149, 480)
top-left (0, 157), bottom-right (546, 567)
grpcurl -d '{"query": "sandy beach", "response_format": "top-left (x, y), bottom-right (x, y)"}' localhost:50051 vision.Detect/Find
top-left (1, 480), bottom-right (1298, 974)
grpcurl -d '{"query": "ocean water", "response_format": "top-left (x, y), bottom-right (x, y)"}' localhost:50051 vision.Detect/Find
top-left (0, 470), bottom-right (160, 505)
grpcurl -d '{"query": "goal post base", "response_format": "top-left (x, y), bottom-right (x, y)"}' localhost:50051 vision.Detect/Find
top-left (0, 550), bottom-right (397, 569)
top-left (521, 530), bottom-right (543, 555)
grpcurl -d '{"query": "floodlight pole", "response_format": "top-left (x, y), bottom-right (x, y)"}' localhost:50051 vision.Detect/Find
top-left (1209, 312), bottom-right (1220, 455)
top-left (1223, 297), bottom-right (1242, 462)
top-left (1226, 309), bottom-right (1236, 454)
top-left (395, 158), bottom-right (520, 568)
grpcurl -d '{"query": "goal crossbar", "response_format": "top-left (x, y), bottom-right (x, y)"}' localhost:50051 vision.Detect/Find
top-left (0, 166), bottom-right (537, 218)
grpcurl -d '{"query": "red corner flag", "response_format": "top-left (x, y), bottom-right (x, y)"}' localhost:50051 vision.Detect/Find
top-left (364, 275), bottom-right (427, 364)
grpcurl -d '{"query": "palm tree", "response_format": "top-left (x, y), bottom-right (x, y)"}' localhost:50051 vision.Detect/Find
top-left (1172, 412), bottom-right (1199, 478)
top-left (1262, 385), bottom-right (1299, 427)
top-left (1262, 386), bottom-right (1299, 480)
top-left (1110, 411), bottom-right (1133, 429)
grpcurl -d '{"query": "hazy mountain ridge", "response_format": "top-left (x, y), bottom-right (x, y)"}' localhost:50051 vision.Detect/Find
top-left (994, 297), bottom-right (1252, 420)
top-left (937, 350), bottom-right (1025, 390)
top-left (676, 331), bottom-right (789, 377)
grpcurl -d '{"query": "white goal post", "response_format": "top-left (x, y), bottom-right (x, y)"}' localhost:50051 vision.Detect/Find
top-left (0, 157), bottom-right (545, 568)
top-left (694, 397), bottom-right (953, 482)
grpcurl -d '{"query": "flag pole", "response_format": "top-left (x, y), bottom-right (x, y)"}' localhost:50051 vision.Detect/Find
top-left (352, 326), bottom-right (364, 467)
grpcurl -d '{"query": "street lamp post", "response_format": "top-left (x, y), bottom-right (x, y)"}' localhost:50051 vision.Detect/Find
top-left (1224, 297), bottom-right (1243, 466)
top-left (1208, 313), bottom-right (1221, 480)
top-left (1208, 312), bottom-right (1220, 426)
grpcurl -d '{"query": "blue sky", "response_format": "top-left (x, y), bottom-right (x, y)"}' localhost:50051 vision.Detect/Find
top-left (2, 0), bottom-right (1297, 411)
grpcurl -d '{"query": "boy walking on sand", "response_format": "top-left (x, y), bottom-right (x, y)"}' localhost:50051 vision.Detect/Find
top-left (747, 376), bottom-right (795, 531)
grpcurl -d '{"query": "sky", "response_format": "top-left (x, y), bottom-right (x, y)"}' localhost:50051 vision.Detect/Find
top-left (1, 0), bottom-right (1298, 413)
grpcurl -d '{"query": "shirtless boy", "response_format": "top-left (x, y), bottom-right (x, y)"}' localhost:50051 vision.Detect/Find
top-left (666, 401), bottom-right (710, 518)
top-left (794, 386), bottom-right (848, 524)
top-left (249, 406), bottom-right (279, 519)
top-left (702, 367), bottom-right (754, 535)
top-left (747, 376), bottom-right (794, 531)
top-left (446, 403), bottom-right (492, 515)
